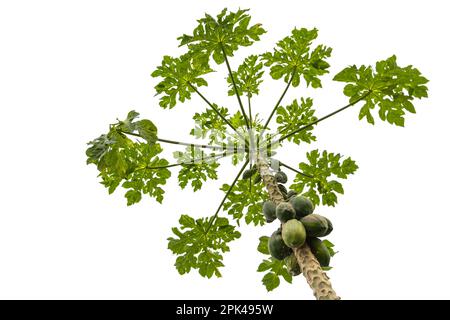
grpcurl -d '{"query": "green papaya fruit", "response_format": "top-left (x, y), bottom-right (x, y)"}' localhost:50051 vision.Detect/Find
top-left (277, 184), bottom-right (287, 195)
top-left (254, 174), bottom-right (261, 184)
top-left (278, 184), bottom-right (287, 200)
top-left (323, 217), bottom-right (333, 236)
top-left (284, 254), bottom-right (301, 276)
top-left (307, 237), bottom-right (331, 267)
top-left (263, 201), bottom-right (277, 223)
top-left (282, 219), bottom-right (307, 248)
top-left (278, 184), bottom-right (288, 199)
top-left (275, 171), bottom-right (288, 184)
top-left (289, 195), bottom-right (314, 219)
top-left (300, 214), bottom-right (330, 237)
top-left (276, 202), bottom-right (296, 222)
top-left (287, 190), bottom-right (298, 199)
top-left (268, 229), bottom-right (292, 260)
top-left (243, 169), bottom-right (253, 180)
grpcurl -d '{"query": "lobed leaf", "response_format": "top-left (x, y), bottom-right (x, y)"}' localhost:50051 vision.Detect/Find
top-left (86, 111), bottom-right (170, 205)
top-left (168, 215), bottom-right (241, 278)
top-left (151, 53), bottom-right (213, 109)
top-left (190, 106), bottom-right (230, 144)
top-left (275, 97), bottom-right (317, 144)
top-left (227, 55), bottom-right (264, 97)
top-left (220, 178), bottom-right (268, 226)
top-left (322, 239), bottom-right (338, 257)
top-left (178, 8), bottom-right (266, 65)
top-left (173, 147), bottom-right (220, 192)
top-left (261, 28), bottom-right (332, 88)
top-left (257, 236), bottom-right (293, 291)
top-left (257, 236), bottom-right (269, 255)
top-left (333, 55), bottom-right (429, 126)
top-left (290, 149), bottom-right (358, 207)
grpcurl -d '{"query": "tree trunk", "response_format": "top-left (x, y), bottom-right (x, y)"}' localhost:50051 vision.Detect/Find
top-left (256, 155), bottom-right (340, 300)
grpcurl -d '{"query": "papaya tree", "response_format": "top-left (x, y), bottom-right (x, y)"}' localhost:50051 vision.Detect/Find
top-left (85, 8), bottom-right (428, 300)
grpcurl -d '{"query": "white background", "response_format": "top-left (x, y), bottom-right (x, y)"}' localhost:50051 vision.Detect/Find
top-left (0, 0), bottom-right (449, 300)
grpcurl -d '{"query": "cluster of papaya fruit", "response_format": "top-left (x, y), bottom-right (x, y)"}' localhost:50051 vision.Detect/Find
top-left (262, 171), bottom-right (334, 276)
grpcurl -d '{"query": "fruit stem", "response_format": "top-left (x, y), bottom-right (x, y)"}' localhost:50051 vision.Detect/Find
top-left (256, 91), bottom-right (373, 152)
top-left (279, 161), bottom-right (314, 179)
top-left (262, 68), bottom-right (296, 131)
top-left (220, 43), bottom-right (251, 131)
top-left (140, 152), bottom-right (231, 171)
top-left (247, 95), bottom-right (253, 130)
top-left (121, 130), bottom-right (245, 152)
top-left (205, 158), bottom-right (250, 234)
top-left (187, 82), bottom-right (250, 148)
top-left (278, 91), bottom-right (372, 143)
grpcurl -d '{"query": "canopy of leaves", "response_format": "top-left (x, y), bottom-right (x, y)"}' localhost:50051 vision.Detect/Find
top-left (151, 53), bottom-right (213, 109)
top-left (168, 215), bottom-right (241, 278)
top-left (173, 147), bottom-right (220, 191)
top-left (333, 55), bottom-right (429, 126)
top-left (227, 55), bottom-right (264, 97)
top-left (276, 97), bottom-right (317, 144)
top-left (220, 178), bottom-right (268, 225)
top-left (290, 149), bottom-right (358, 207)
top-left (86, 111), bottom-right (171, 205)
top-left (256, 236), bottom-right (292, 291)
top-left (261, 28), bottom-right (332, 88)
top-left (178, 8), bottom-right (266, 65)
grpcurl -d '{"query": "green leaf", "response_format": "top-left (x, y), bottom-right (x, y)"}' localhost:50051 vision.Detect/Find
top-left (136, 119), bottom-right (158, 145)
top-left (290, 149), bottom-right (358, 207)
top-left (86, 111), bottom-right (171, 205)
top-left (103, 110), bottom-right (158, 145)
top-left (257, 236), bottom-right (269, 255)
top-left (168, 215), bottom-right (241, 278)
top-left (322, 240), bottom-right (338, 257)
top-left (229, 110), bottom-right (250, 132)
top-left (262, 272), bottom-right (280, 292)
top-left (190, 106), bottom-right (230, 144)
top-left (261, 28), bottom-right (332, 88)
top-left (257, 237), bottom-right (293, 291)
top-left (275, 97), bottom-right (317, 144)
top-left (85, 134), bottom-right (113, 165)
top-left (333, 66), bottom-right (358, 82)
top-left (333, 55), bottom-right (429, 126)
top-left (173, 147), bottom-right (220, 191)
top-left (178, 8), bottom-right (266, 65)
top-left (105, 142), bottom-right (170, 205)
top-left (189, 106), bottom-right (256, 155)
top-left (257, 259), bottom-right (272, 272)
top-left (117, 110), bottom-right (140, 132)
top-left (151, 53), bottom-right (213, 109)
top-left (227, 55), bottom-right (264, 97)
top-left (189, 103), bottom-right (266, 165)
top-left (220, 179), bottom-right (268, 226)
top-left (125, 189), bottom-right (142, 206)
top-left (177, 163), bottom-right (219, 192)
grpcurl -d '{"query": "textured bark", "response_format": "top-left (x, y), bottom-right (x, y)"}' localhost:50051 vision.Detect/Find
top-left (256, 155), bottom-right (340, 300)
top-left (293, 245), bottom-right (340, 300)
